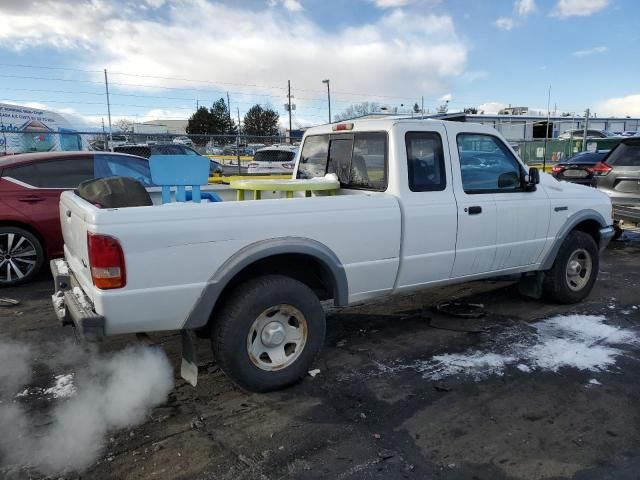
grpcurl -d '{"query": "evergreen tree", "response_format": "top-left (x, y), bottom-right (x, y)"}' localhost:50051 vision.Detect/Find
top-left (243, 104), bottom-right (280, 137)
top-left (186, 107), bottom-right (214, 146)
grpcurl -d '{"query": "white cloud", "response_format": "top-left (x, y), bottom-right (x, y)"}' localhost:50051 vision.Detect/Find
top-left (274, 0), bottom-right (303, 11)
top-left (572, 46), bottom-right (608, 57)
top-left (477, 102), bottom-right (508, 114)
top-left (284, 0), bottom-right (303, 11)
top-left (551, 0), bottom-right (609, 18)
top-left (371, 0), bottom-right (412, 7)
top-left (515, 0), bottom-right (536, 16)
top-left (494, 17), bottom-right (516, 30)
top-left (596, 94), bottom-right (640, 117)
top-left (439, 93), bottom-right (452, 102)
top-left (0, 1), bottom-right (467, 105)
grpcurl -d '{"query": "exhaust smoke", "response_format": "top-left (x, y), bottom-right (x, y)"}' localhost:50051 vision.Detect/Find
top-left (0, 340), bottom-right (174, 476)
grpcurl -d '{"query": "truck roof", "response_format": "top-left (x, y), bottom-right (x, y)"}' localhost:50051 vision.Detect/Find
top-left (304, 117), bottom-right (476, 136)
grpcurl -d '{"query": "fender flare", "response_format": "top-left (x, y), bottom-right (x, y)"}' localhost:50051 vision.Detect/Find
top-left (539, 209), bottom-right (607, 270)
top-left (182, 237), bottom-right (348, 330)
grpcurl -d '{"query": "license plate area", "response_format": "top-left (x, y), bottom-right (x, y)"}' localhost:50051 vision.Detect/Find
top-left (563, 169), bottom-right (588, 178)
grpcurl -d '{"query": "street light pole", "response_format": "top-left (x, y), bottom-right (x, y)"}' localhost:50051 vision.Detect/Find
top-left (322, 79), bottom-right (331, 124)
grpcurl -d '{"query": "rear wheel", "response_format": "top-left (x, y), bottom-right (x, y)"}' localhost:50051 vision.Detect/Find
top-left (211, 275), bottom-right (326, 392)
top-left (0, 227), bottom-right (44, 287)
top-left (543, 231), bottom-right (599, 304)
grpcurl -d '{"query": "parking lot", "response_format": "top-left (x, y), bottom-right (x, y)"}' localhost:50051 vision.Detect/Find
top-left (1, 231), bottom-right (639, 480)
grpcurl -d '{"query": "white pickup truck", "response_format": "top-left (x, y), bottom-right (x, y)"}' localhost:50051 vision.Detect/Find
top-left (51, 118), bottom-right (614, 392)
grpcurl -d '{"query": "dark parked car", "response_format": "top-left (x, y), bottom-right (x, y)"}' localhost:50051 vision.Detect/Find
top-left (591, 138), bottom-right (640, 235)
top-left (113, 143), bottom-right (223, 176)
top-left (0, 151), bottom-right (154, 286)
top-left (551, 150), bottom-right (609, 185)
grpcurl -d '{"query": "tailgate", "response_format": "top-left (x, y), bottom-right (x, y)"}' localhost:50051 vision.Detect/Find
top-left (59, 191), bottom-right (94, 294)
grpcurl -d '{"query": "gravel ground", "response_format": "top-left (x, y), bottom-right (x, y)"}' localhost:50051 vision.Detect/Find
top-left (1, 230), bottom-right (639, 480)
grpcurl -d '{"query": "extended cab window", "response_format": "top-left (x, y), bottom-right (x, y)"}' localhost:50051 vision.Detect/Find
top-left (406, 132), bottom-right (446, 191)
top-left (456, 134), bottom-right (522, 194)
top-left (297, 132), bottom-right (387, 190)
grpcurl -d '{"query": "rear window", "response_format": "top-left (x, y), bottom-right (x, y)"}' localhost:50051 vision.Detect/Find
top-left (253, 150), bottom-right (296, 163)
top-left (297, 132), bottom-right (387, 191)
top-left (4, 157), bottom-right (94, 188)
top-left (606, 143), bottom-right (640, 167)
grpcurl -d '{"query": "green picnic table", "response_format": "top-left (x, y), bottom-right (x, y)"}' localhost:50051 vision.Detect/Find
top-left (230, 177), bottom-right (340, 201)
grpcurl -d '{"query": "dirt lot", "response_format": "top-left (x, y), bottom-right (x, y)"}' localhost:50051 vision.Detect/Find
top-left (1, 231), bottom-right (639, 480)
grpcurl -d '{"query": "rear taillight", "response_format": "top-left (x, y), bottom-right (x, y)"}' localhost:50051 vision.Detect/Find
top-left (551, 165), bottom-right (564, 174)
top-left (87, 232), bottom-right (126, 289)
top-left (586, 162), bottom-right (612, 176)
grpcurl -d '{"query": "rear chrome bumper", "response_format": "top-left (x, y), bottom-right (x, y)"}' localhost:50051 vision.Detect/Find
top-left (599, 226), bottom-right (615, 251)
top-left (50, 259), bottom-right (105, 341)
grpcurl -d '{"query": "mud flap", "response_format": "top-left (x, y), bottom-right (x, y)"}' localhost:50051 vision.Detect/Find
top-left (180, 330), bottom-right (198, 387)
top-left (518, 271), bottom-right (545, 299)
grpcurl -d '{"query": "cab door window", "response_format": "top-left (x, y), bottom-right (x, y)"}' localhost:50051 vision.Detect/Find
top-left (456, 134), bottom-right (523, 193)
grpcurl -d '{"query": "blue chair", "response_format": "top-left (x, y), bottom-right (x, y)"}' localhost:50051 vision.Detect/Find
top-left (148, 154), bottom-right (217, 204)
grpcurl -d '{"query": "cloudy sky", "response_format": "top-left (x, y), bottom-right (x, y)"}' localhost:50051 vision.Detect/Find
top-left (0, 0), bottom-right (637, 128)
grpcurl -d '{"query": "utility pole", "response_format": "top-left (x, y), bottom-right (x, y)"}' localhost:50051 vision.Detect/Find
top-left (196, 99), bottom-right (199, 110)
top-left (104, 69), bottom-right (113, 151)
top-left (421, 96), bottom-right (424, 120)
top-left (543, 84), bottom-right (551, 171)
top-left (226, 91), bottom-right (232, 139)
top-left (287, 80), bottom-right (293, 144)
top-left (237, 106), bottom-right (241, 175)
top-left (582, 108), bottom-right (590, 152)
top-left (322, 79), bottom-right (331, 123)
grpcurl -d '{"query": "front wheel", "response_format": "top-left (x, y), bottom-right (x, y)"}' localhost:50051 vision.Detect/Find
top-left (543, 231), bottom-right (599, 304)
top-left (211, 275), bottom-right (326, 392)
top-left (0, 227), bottom-right (44, 287)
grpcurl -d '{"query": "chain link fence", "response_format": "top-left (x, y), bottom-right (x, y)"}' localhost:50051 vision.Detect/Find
top-left (0, 129), bottom-right (625, 174)
top-left (0, 130), bottom-right (295, 157)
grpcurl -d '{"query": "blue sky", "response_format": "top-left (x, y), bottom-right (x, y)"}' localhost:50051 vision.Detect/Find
top-left (0, 0), bottom-right (637, 129)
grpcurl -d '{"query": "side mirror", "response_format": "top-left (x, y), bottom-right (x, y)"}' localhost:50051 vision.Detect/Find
top-left (529, 167), bottom-right (540, 184)
top-left (523, 167), bottom-right (540, 192)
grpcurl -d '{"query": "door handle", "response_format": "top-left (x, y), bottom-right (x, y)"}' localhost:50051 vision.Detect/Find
top-left (467, 206), bottom-right (482, 215)
top-left (18, 196), bottom-right (45, 203)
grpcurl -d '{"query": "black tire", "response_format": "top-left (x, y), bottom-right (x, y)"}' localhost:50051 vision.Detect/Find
top-left (0, 226), bottom-right (44, 287)
top-left (543, 231), bottom-right (599, 304)
top-left (211, 275), bottom-right (326, 392)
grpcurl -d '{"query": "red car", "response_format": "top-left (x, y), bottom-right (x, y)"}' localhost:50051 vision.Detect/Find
top-left (0, 151), bottom-right (154, 286)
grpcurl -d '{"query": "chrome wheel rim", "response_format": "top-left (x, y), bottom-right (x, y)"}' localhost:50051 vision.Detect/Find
top-left (247, 304), bottom-right (308, 371)
top-left (0, 233), bottom-right (38, 283)
top-left (565, 248), bottom-right (592, 292)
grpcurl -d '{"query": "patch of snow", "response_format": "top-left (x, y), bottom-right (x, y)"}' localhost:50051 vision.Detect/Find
top-left (375, 315), bottom-right (637, 383)
top-left (588, 378), bottom-right (602, 385)
top-left (414, 352), bottom-right (515, 381)
top-left (15, 388), bottom-right (30, 398)
top-left (53, 259), bottom-right (69, 275)
top-left (308, 369), bottom-right (321, 377)
top-left (43, 374), bottom-right (76, 399)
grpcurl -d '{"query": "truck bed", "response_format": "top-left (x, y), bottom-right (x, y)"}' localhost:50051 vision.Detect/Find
top-left (60, 188), bottom-right (401, 335)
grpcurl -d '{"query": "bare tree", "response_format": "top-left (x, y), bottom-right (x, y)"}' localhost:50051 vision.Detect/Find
top-left (334, 102), bottom-right (380, 121)
top-left (114, 118), bottom-right (133, 134)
